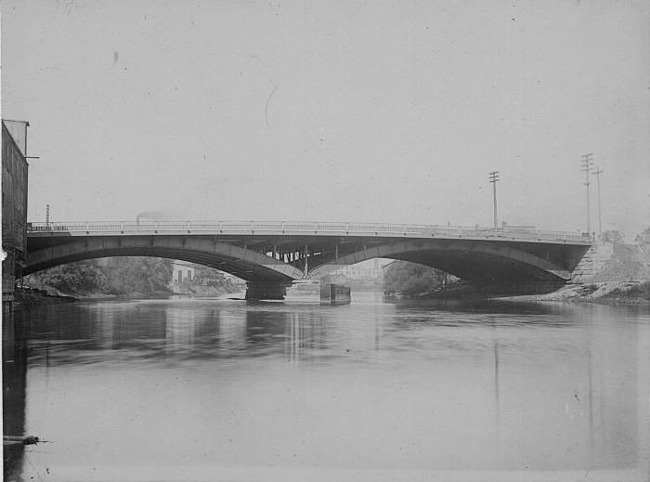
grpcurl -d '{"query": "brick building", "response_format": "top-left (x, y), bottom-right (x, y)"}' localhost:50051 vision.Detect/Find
top-left (2, 120), bottom-right (29, 310)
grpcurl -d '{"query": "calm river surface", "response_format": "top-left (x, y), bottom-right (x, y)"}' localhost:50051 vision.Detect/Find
top-left (3, 292), bottom-right (650, 482)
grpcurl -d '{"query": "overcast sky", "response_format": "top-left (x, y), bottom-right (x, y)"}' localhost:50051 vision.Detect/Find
top-left (2, 1), bottom-right (649, 238)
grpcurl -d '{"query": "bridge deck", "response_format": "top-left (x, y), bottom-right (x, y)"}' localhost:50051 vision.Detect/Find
top-left (27, 221), bottom-right (592, 245)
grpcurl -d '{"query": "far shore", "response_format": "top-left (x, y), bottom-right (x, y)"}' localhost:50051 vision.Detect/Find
top-left (384, 280), bottom-right (649, 305)
top-left (13, 279), bottom-right (650, 311)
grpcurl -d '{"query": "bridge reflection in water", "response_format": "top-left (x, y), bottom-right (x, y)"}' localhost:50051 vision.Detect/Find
top-left (26, 221), bottom-right (592, 299)
top-left (3, 297), bottom-right (648, 481)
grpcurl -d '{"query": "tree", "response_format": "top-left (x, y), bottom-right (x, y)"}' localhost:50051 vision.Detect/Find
top-left (382, 261), bottom-right (452, 297)
top-left (103, 257), bottom-right (172, 295)
top-left (635, 227), bottom-right (650, 245)
top-left (24, 257), bottom-right (173, 296)
top-left (602, 230), bottom-right (624, 244)
top-left (23, 260), bottom-right (108, 294)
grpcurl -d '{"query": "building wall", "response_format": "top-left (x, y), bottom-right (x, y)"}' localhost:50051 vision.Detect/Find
top-left (171, 261), bottom-right (195, 284)
top-left (2, 122), bottom-right (29, 304)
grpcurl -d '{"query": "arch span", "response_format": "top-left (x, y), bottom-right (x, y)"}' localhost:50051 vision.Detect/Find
top-left (308, 239), bottom-right (574, 283)
top-left (25, 236), bottom-right (304, 283)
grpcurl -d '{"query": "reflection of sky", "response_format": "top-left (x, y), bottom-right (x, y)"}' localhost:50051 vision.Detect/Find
top-left (10, 299), bottom-right (650, 479)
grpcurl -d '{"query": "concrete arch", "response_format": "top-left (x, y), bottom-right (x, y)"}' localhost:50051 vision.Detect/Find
top-left (308, 239), bottom-right (572, 282)
top-left (25, 236), bottom-right (304, 282)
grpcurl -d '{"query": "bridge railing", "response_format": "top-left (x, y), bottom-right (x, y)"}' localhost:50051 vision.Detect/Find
top-left (26, 221), bottom-right (592, 244)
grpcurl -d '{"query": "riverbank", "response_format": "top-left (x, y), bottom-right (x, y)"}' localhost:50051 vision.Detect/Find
top-left (12, 286), bottom-right (175, 311)
top-left (16, 279), bottom-right (650, 308)
top-left (504, 280), bottom-right (650, 305)
top-left (171, 283), bottom-right (243, 298)
top-left (13, 282), bottom-right (243, 310)
top-left (13, 287), bottom-right (78, 309)
top-left (385, 279), bottom-right (650, 305)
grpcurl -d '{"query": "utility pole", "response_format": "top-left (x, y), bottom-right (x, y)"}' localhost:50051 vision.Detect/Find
top-left (489, 171), bottom-right (500, 229)
top-left (46, 204), bottom-right (50, 228)
top-left (580, 153), bottom-right (594, 236)
top-left (592, 167), bottom-right (604, 239)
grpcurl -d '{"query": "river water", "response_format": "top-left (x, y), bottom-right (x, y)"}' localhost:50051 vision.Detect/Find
top-left (3, 292), bottom-right (650, 481)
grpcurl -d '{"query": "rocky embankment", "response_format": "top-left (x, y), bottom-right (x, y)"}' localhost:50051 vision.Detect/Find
top-left (525, 280), bottom-right (650, 304)
top-left (517, 242), bottom-right (650, 304)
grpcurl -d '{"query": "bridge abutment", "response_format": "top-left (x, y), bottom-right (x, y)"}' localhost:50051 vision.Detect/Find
top-left (245, 281), bottom-right (291, 301)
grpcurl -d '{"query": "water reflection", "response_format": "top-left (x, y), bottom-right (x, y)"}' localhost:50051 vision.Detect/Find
top-left (5, 298), bottom-right (649, 480)
top-left (3, 310), bottom-right (28, 480)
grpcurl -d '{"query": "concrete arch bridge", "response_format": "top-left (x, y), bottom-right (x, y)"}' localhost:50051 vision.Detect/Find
top-left (26, 221), bottom-right (592, 299)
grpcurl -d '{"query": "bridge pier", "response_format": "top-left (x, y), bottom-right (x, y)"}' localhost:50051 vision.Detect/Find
top-left (320, 281), bottom-right (351, 305)
top-left (245, 281), bottom-right (290, 301)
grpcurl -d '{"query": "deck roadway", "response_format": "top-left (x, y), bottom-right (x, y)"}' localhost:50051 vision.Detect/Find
top-left (26, 221), bottom-right (592, 299)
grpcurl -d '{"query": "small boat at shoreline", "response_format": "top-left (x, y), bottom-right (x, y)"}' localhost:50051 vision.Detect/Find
top-left (3, 435), bottom-right (46, 446)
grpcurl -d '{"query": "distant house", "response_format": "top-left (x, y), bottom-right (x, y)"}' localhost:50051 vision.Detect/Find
top-left (172, 260), bottom-right (195, 284)
top-left (169, 260), bottom-right (245, 294)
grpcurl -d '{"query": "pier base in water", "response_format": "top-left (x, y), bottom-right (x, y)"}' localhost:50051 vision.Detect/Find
top-left (245, 281), bottom-right (289, 301)
top-left (320, 282), bottom-right (351, 305)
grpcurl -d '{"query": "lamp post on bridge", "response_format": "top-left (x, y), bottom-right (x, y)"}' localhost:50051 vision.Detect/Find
top-left (489, 171), bottom-right (500, 229)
